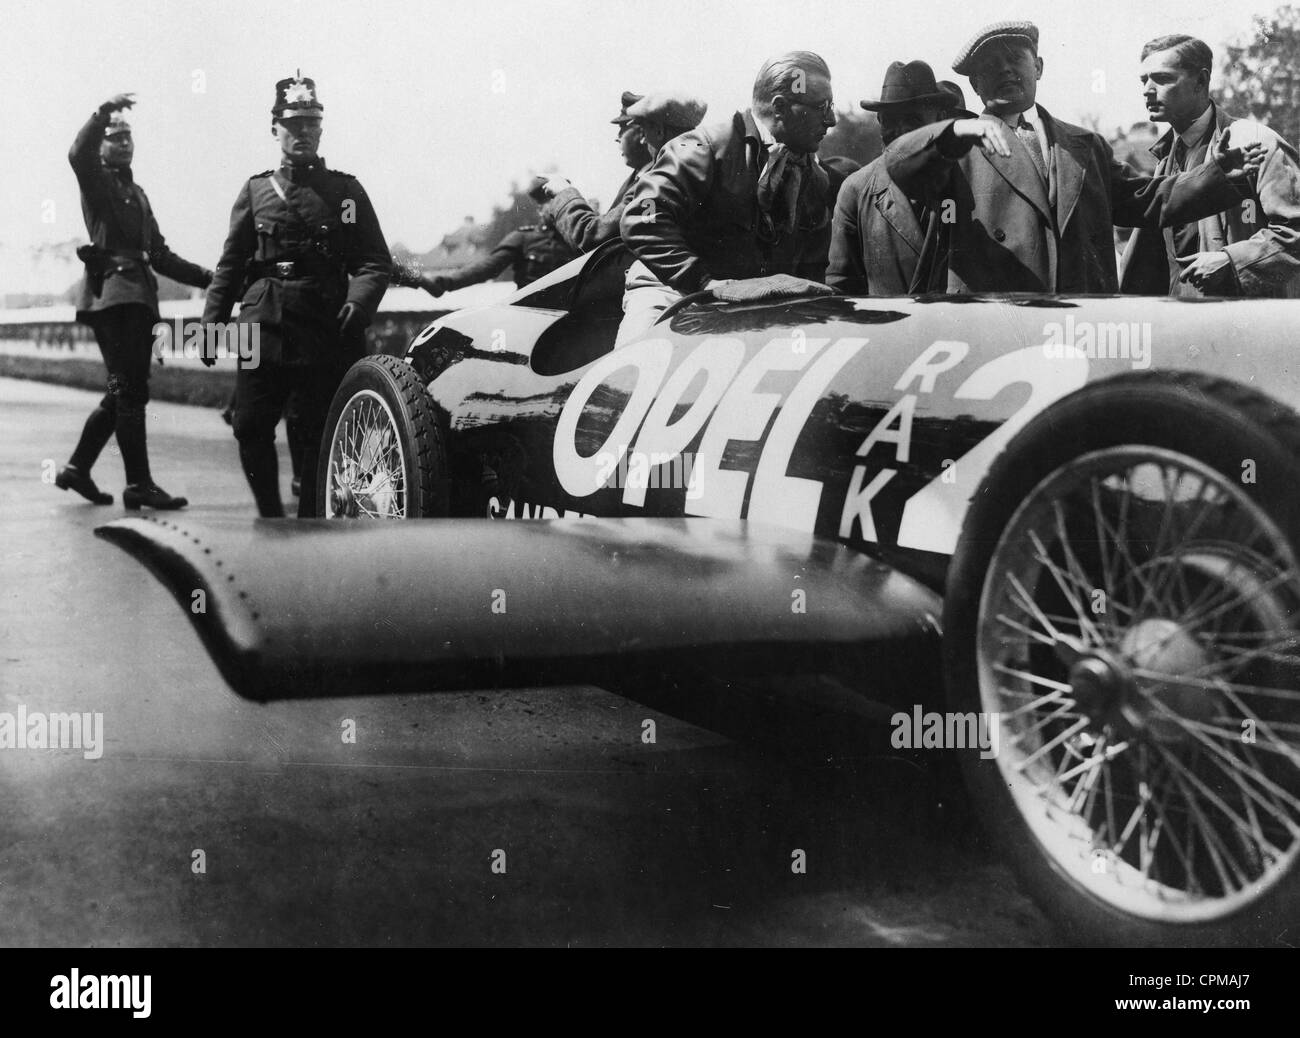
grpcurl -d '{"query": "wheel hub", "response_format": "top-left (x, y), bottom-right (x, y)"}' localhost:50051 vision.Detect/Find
top-left (1067, 653), bottom-right (1128, 715)
top-left (1120, 617), bottom-right (1215, 742)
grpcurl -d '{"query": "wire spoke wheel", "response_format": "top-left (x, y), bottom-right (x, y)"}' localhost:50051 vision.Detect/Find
top-left (980, 445), bottom-right (1300, 924)
top-left (317, 355), bottom-right (448, 520)
top-left (324, 390), bottom-right (408, 519)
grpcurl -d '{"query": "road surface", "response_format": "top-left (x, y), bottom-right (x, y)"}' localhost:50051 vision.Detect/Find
top-left (0, 377), bottom-right (1055, 946)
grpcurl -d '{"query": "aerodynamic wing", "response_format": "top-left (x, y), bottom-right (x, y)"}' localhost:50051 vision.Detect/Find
top-left (95, 516), bottom-right (941, 702)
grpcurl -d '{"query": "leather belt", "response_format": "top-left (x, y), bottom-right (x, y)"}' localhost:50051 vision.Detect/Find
top-left (248, 258), bottom-right (341, 280)
top-left (113, 250), bottom-right (150, 263)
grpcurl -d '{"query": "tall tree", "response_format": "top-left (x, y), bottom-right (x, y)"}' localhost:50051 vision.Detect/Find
top-left (1217, 4), bottom-right (1300, 148)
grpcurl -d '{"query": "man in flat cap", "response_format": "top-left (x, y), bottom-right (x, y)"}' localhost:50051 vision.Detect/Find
top-left (56, 93), bottom-right (212, 511)
top-left (534, 90), bottom-right (700, 254)
top-left (1121, 34), bottom-right (1300, 297)
top-left (828, 60), bottom-right (959, 295)
top-left (617, 52), bottom-right (844, 344)
top-left (884, 21), bottom-right (1263, 294)
top-left (204, 75), bottom-right (391, 517)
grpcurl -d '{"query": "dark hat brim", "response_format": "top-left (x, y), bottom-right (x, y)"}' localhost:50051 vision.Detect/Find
top-left (860, 91), bottom-right (955, 112)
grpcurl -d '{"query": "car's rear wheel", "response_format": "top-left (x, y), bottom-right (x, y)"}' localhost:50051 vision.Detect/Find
top-left (317, 355), bottom-right (449, 519)
top-left (945, 373), bottom-right (1300, 946)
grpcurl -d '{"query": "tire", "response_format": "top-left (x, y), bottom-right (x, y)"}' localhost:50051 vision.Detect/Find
top-left (944, 372), bottom-right (1300, 946)
top-left (316, 355), bottom-right (449, 519)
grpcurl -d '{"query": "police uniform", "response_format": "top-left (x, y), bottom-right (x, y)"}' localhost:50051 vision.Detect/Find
top-left (204, 76), bottom-right (391, 517)
top-left (58, 102), bottom-right (212, 509)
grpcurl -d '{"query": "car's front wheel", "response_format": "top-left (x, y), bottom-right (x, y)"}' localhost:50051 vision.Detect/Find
top-left (317, 355), bottom-right (449, 519)
top-left (945, 373), bottom-right (1300, 946)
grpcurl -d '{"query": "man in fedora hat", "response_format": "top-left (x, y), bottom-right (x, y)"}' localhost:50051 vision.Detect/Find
top-left (204, 74), bottom-right (391, 518)
top-left (828, 60), bottom-right (958, 295)
top-left (884, 20), bottom-right (1264, 293)
top-left (56, 92), bottom-right (212, 511)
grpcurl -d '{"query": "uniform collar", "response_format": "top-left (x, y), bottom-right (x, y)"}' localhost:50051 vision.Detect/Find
top-left (279, 156), bottom-right (327, 182)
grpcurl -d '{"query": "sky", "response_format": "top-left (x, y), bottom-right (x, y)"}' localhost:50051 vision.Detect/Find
top-left (0, 0), bottom-right (1283, 293)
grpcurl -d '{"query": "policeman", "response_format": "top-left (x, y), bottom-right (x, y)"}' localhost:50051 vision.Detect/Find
top-left (56, 93), bottom-right (212, 510)
top-left (204, 75), bottom-right (391, 517)
top-left (411, 191), bottom-right (578, 297)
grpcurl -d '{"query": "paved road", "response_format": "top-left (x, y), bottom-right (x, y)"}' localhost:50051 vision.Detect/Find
top-left (0, 377), bottom-right (1055, 946)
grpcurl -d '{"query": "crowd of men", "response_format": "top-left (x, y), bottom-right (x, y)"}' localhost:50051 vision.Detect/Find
top-left (52, 20), bottom-right (1300, 519)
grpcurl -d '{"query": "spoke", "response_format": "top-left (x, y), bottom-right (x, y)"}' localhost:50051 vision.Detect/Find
top-left (995, 613), bottom-right (1060, 649)
top-left (1150, 744), bottom-right (1256, 893)
top-left (1014, 717), bottom-right (1091, 772)
top-left (1144, 693), bottom-right (1300, 820)
top-left (1029, 529), bottom-right (1107, 646)
top-left (991, 663), bottom-right (1074, 695)
top-left (1156, 744), bottom-right (1285, 863)
top-left (1058, 737), bottom-right (1130, 787)
top-left (1139, 752), bottom-right (1202, 895)
top-left (1132, 667), bottom-right (1300, 704)
top-left (1006, 572), bottom-right (1071, 647)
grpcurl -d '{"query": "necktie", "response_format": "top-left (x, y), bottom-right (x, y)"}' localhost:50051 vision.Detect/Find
top-left (1171, 137), bottom-right (1188, 172)
top-left (756, 144), bottom-right (829, 240)
top-left (1168, 137), bottom-right (1201, 267)
top-left (1016, 117), bottom-right (1049, 186)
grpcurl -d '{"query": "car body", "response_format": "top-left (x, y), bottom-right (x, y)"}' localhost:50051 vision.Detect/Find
top-left (100, 241), bottom-right (1300, 947)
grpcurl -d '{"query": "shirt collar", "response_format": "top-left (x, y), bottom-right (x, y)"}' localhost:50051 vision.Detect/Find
top-left (1179, 104), bottom-right (1215, 149)
top-left (747, 109), bottom-right (777, 148)
top-left (984, 104), bottom-right (1037, 130)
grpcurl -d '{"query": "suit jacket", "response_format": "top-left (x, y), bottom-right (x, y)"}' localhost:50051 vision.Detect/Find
top-left (550, 164), bottom-right (649, 253)
top-left (827, 155), bottom-right (947, 295)
top-left (1120, 105), bottom-right (1300, 297)
top-left (620, 109), bottom-right (845, 294)
top-left (886, 107), bottom-right (1242, 293)
top-left (204, 159), bottom-right (390, 365)
top-left (70, 109), bottom-right (210, 322)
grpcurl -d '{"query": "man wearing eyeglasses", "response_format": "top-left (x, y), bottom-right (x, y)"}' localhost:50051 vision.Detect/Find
top-left (617, 52), bottom-right (843, 345)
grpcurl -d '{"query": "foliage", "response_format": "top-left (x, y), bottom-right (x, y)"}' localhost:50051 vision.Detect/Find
top-left (1217, 4), bottom-right (1300, 147)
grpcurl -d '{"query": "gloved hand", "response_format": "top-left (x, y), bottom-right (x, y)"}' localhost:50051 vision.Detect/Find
top-left (420, 275), bottom-right (449, 298)
top-left (199, 344), bottom-right (217, 368)
top-left (99, 92), bottom-right (136, 115)
top-left (337, 301), bottom-right (364, 337)
top-left (710, 274), bottom-right (836, 304)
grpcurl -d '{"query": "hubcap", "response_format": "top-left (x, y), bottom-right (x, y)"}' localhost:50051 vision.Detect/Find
top-left (977, 446), bottom-right (1300, 923)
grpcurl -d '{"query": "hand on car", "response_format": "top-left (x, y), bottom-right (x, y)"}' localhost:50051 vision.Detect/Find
top-left (1178, 251), bottom-right (1238, 294)
top-left (710, 274), bottom-right (835, 303)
